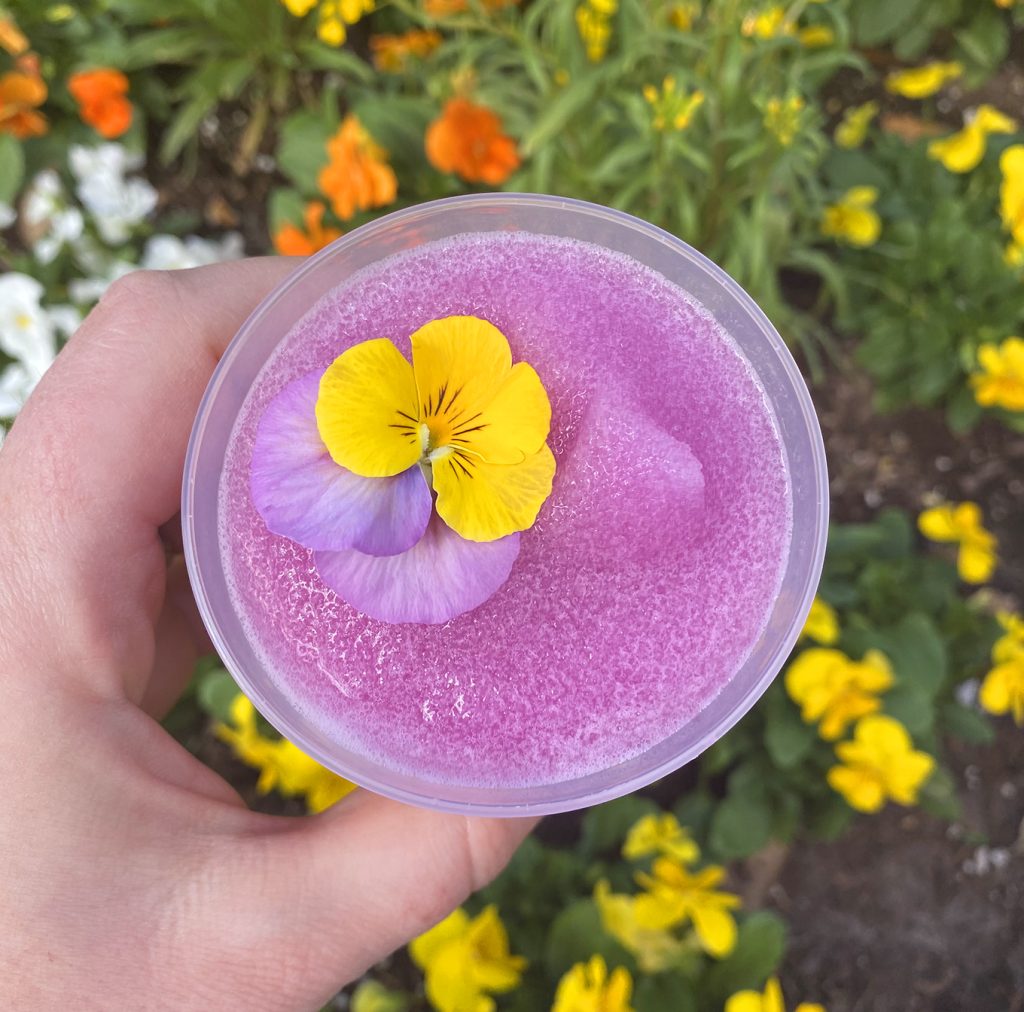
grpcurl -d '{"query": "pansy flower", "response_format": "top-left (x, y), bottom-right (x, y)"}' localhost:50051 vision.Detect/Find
top-left (251, 315), bottom-right (555, 624)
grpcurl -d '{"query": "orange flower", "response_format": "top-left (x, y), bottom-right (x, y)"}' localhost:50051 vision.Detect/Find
top-left (370, 29), bottom-right (443, 72)
top-left (274, 201), bottom-right (343, 255)
top-left (0, 69), bottom-right (47, 139)
top-left (0, 17), bottom-right (29, 56)
top-left (425, 97), bottom-right (520, 185)
top-left (68, 68), bottom-right (132, 139)
top-left (424, 0), bottom-right (517, 14)
top-left (317, 115), bottom-right (398, 221)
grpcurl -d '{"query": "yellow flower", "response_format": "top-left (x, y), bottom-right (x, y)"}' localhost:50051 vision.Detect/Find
top-left (798, 24), bottom-right (834, 47)
top-left (821, 187), bottom-right (881, 247)
top-left (634, 857), bottom-right (740, 958)
top-left (917, 501), bottom-right (997, 583)
top-left (622, 813), bottom-right (700, 864)
top-left (785, 648), bottom-right (893, 741)
top-left (576, 1), bottom-right (614, 62)
top-left (742, 7), bottom-right (794, 38)
top-left (835, 100), bottom-right (878, 149)
top-left (594, 881), bottom-right (690, 973)
top-left (1000, 145), bottom-right (1024, 247)
top-left (726, 976), bottom-right (825, 1012)
top-left (553, 955), bottom-right (635, 1012)
top-left (278, 0), bottom-right (372, 45)
top-left (409, 906), bottom-right (526, 1012)
top-left (0, 17), bottom-right (28, 55)
top-left (979, 658), bottom-right (1024, 726)
top-left (764, 95), bottom-right (805, 147)
top-left (216, 695), bottom-right (356, 812)
top-left (669, 1), bottom-right (700, 30)
top-left (316, 316), bottom-right (555, 543)
top-left (927, 105), bottom-right (1017, 173)
top-left (643, 76), bottom-right (705, 132)
top-left (970, 337), bottom-right (1024, 413)
top-left (827, 715), bottom-right (935, 813)
top-left (800, 596), bottom-right (839, 645)
top-left (280, 0), bottom-right (318, 11)
top-left (885, 61), bottom-right (963, 99)
top-left (994, 612), bottom-right (1024, 662)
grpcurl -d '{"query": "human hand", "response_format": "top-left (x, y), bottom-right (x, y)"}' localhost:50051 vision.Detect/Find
top-left (0, 259), bottom-right (534, 1010)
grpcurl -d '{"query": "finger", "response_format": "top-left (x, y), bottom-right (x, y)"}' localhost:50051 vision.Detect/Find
top-left (0, 258), bottom-right (298, 694)
top-left (231, 796), bottom-right (537, 1008)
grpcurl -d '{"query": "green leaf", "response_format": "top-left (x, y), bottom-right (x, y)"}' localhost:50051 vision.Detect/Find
top-left (120, 26), bottom-right (212, 69)
top-left (885, 612), bottom-right (948, 696)
top-left (956, 8), bottom-right (1010, 78)
top-left (634, 973), bottom-right (698, 1012)
top-left (881, 684), bottom-right (935, 736)
top-left (941, 701), bottom-right (994, 745)
top-left (708, 792), bottom-right (774, 861)
top-left (0, 134), bottom-right (24, 205)
top-left (918, 763), bottom-right (961, 821)
top-left (579, 795), bottom-right (660, 859)
top-left (808, 794), bottom-right (855, 840)
top-left (196, 666), bottom-right (240, 723)
top-left (160, 89), bottom-right (219, 163)
top-left (850, 0), bottom-right (928, 45)
top-left (268, 187), bottom-right (308, 233)
top-left (822, 147), bottom-right (890, 193)
top-left (298, 42), bottom-right (374, 81)
top-left (350, 980), bottom-right (409, 1012)
top-left (672, 790), bottom-right (716, 844)
top-left (946, 385), bottom-right (983, 433)
top-left (521, 72), bottom-right (604, 157)
top-left (544, 900), bottom-right (634, 978)
top-left (701, 911), bottom-right (787, 1005)
top-left (763, 691), bottom-right (817, 769)
top-left (277, 109), bottom-right (335, 192)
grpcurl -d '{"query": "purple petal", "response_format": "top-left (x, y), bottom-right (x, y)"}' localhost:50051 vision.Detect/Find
top-left (250, 372), bottom-right (431, 556)
top-left (315, 515), bottom-right (521, 624)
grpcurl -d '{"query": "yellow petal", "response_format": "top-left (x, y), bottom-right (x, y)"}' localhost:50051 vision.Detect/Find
top-left (725, 992), bottom-right (765, 1012)
top-left (411, 315), bottom-right (512, 433)
top-left (974, 104), bottom-right (1017, 134)
top-left (432, 443), bottom-right (556, 542)
top-left (918, 505), bottom-right (959, 542)
top-left (316, 338), bottom-right (421, 477)
top-left (691, 904), bottom-right (737, 957)
top-left (409, 908), bottom-right (470, 969)
top-left (979, 663), bottom-right (1014, 715)
top-left (958, 540), bottom-right (996, 583)
top-left (928, 125), bottom-right (985, 173)
top-left (885, 749), bottom-right (935, 804)
top-left (828, 764), bottom-right (885, 812)
top-left (466, 362), bottom-right (552, 464)
top-left (764, 978), bottom-right (787, 1012)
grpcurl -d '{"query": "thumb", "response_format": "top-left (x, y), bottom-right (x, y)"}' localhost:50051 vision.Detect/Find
top-left (228, 792), bottom-right (536, 1009)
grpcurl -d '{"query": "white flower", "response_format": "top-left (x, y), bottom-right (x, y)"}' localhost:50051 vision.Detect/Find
top-left (23, 170), bottom-right (85, 264)
top-left (69, 143), bottom-right (158, 245)
top-left (141, 232), bottom-right (244, 270)
top-left (0, 202), bottom-right (15, 229)
top-left (68, 261), bottom-right (135, 305)
top-left (0, 273), bottom-right (55, 376)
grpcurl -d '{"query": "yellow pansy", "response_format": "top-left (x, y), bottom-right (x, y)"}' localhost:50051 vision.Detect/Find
top-left (827, 715), bottom-right (935, 813)
top-left (927, 105), bottom-right (1018, 173)
top-left (552, 955), bottom-right (635, 1012)
top-left (216, 695), bottom-right (356, 812)
top-left (917, 501), bottom-right (997, 584)
top-left (979, 658), bottom-right (1024, 726)
top-left (410, 906), bottom-right (526, 1012)
top-left (742, 6), bottom-right (793, 38)
top-left (634, 857), bottom-right (740, 958)
top-left (1000, 145), bottom-right (1024, 246)
top-left (798, 24), bottom-right (834, 47)
top-left (280, 0), bottom-right (317, 12)
top-left (316, 316), bottom-right (555, 543)
top-left (835, 101), bottom-right (878, 149)
top-left (643, 77), bottom-right (705, 132)
top-left (764, 95), bottom-right (805, 146)
top-left (594, 881), bottom-right (689, 973)
top-left (885, 61), bottom-right (963, 99)
top-left (622, 812), bottom-right (700, 864)
top-left (821, 187), bottom-right (881, 247)
top-left (785, 648), bottom-right (893, 741)
top-left (800, 596), bottom-right (839, 645)
top-left (971, 337), bottom-right (1024, 413)
top-left (726, 976), bottom-right (826, 1012)
top-left (994, 612), bottom-right (1024, 661)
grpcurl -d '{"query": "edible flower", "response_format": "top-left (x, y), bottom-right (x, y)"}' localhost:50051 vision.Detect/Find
top-left (68, 68), bottom-right (132, 139)
top-left (764, 95), bottom-right (804, 147)
top-left (885, 61), bottom-right (963, 99)
top-left (643, 77), bottom-right (705, 132)
top-left (594, 880), bottom-right (690, 973)
top-left (979, 612), bottom-right (1024, 725)
top-left (0, 17), bottom-right (28, 55)
top-left (553, 955), bottom-right (635, 1012)
top-left (576, 0), bottom-right (616, 62)
top-left (798, 24), bottom-right (834, 48)
top-left (821, 187), bottom-right (881, 247)
top-left (1000, 146), bottom-right (1024, 264)
top-left (669, 1), bottom-right (699, 31)
top-left (273, 200), bottom-right (342, 256)
top-left (216, 694), bottom-right (355, 812)
top-left (0, 67), bottom-right (47, 138)
top-left (426, 97), bottom-right (520, 184)
top-left (827, 714), bottom-right (935, 813)
top-left (409, 906), bottom-right (526, 1012)
top-left (278, 0), bottom-right (373, 46)
top-left (725, 977), bottom-right (825, 1012)
top-left (318, 115), bottom-right (398, 221)
top-left (917, 501), bottom-right (997, 583)
top-left (370, 29), bottom-right (442, 72)
top-left (424, 0), bottom-right (518, 14)
top-left (634, 857), bottom-right (739, 958)
top-left (622, 812), bottom-right (700, 864)
top-left (742, 6), bottom-right (793, 38)
top-left (927, 105), bottom-right (1017, 174)
top-left (800, 596), bottom-right (839, 645)
top-left (970, 337), bottom-right (1024, 413)
top-left (250, 316), bottom-right (554, 624)
top-left (834, 101), bottom-right (878, 149)
top-left (785, 648), bottom-right (893, 741)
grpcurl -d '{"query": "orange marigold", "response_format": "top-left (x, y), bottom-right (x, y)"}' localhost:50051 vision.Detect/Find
top-left (424, 0), bottom-right (517, 14)
top-left (425, 97), bottom-right (520, 185)
top-left (0, 69), bottom-right (47, 139)
top-left (317, 115), bottom-right (398, 221)
top-left (0, 17), bottom-right (29, 56)
top-left (274, 200), bottom-right (343, 255)
top-left (68, 68), bottom-right (132, 139)
top-left (370, 29), bottom-right (442, 72)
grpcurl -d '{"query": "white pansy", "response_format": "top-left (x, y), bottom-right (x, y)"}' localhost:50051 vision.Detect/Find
top-left (0, 273), bottom-right (55, 375)
top-left (0, 363), bottom-right (42, 418)
top-left (141, 232), bottom-right (244, 270)
top-left (68, 260), bottom-right (135, 305)
top-left (69, 143), bottom-right (158, 245)
top-left (23, 169), bottom-right (85, 264)
top-left (0, 202), bottom-right (14, 229)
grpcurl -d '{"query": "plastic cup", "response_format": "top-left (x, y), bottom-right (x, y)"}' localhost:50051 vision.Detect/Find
top-left (182, 193), bottom-right (828, 817)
